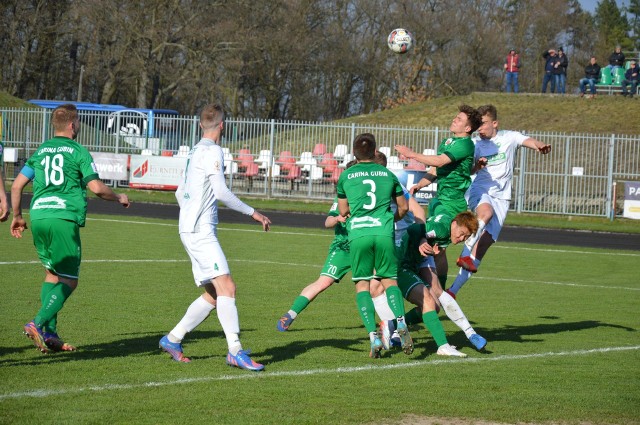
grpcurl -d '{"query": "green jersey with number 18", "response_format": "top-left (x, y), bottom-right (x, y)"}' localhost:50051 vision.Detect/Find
top-left (25, 136), bottom-right (99, 226)
top-left (336, 161), bottom-right (404, 241)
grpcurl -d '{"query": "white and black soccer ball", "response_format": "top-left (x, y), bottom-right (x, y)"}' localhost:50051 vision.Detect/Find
top-left (387, 28), bottom-right (414, 54)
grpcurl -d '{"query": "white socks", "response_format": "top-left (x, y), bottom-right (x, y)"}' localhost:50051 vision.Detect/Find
top-left (169, 295), bottom-right (215, 343)
top-left (438, 291), bottom-right (476, 339)
top-left (372, 294), bottom-right (396, 322)
top-left (217, 295), bottom-right (242, 354)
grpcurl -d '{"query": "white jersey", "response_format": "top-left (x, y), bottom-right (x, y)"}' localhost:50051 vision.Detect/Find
top-left (176, 138), bottom-right (254, 233)
top-left (471, 130), bottom-right (529, 201)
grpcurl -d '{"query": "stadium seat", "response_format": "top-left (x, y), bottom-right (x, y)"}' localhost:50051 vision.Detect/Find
top-left (276, 150), bottom-right (296, 170)
top-left (333, 144), bottom-right (348, 159)
top-left (328, 167), bottom-right (343, 184)
top-left (174, 145), bottom-right (190, 157)
top-left (161, 150), bottom-right (174, 157)
top-left (387, 155), bottom-right (403, 171)
top-left (422, 148), bottom-right (436, 156)
top-left (312, 143), bottom-right (327, 158)
top-left (613, 67), bottom-right (626, 85)
top-left (597, 68), bottom-right (612, 85)
top-left (340, 153), bottom-right (354, 167)
top-left (141, 149), bottom-right (154, 156)
top-left (224, 161), bottom-right (238, 175)
top-left (255, 149), bottom-right (273, 168)
top-left (319, 153), bottom-right (338, 176)
top-left (297, 151), bottom-right (316, 172)
top-left (378, 146), bottom-right (391, 158)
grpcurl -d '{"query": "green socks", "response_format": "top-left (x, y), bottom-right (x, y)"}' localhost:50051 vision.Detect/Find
top-left (291, 295), bottom-right (310, 315)
top-left (40, 282), bottom-right (58, 333)
top-left (385, 285), bottom-right (405, 317)
top-left (423, 310), bottom-right (448, 347)
top-left (35, 283), bottom-right (73, 328)
top-left (356, 291), bottom-right (377, 333)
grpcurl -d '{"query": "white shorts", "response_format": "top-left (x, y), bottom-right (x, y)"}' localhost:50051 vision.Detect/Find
top-left (180, 228), bottom-right (230, 286)
top-left (467, 191), bottom-right (509, 241)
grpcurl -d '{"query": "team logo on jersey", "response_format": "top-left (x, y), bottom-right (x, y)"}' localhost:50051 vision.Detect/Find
top-left (214, 161), bottom-right (221, 172)
top-left (133, 160), bottom-right (149, 177)
top-left (32, 196), bottom-right (66, 210)
top-left (444, 138), bottom-right (453, 145)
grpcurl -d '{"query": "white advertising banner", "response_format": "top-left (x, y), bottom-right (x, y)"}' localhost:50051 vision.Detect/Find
top-left (390, 169), bottom-right (437, 205)
top-left (129, 155), bottom-right (187, 190)
top-left (90, 152), bottom-right (129, 180)
top-left (623, 181), bottom-right (640, 220)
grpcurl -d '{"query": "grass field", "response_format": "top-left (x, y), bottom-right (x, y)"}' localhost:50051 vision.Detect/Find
top-left (0, 212), bottom-right (638, 425)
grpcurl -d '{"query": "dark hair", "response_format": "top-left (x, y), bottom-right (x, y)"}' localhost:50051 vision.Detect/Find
top-left (458, 104), bottom-right (482, 134)
top-left (373, 150), bottom-right (387, 167)
top-left (477, 104), bottom-right (497, 121)
top-left (352, 133), bottom-right (376, 160)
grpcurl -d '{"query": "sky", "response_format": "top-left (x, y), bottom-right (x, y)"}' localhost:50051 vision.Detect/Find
top-left (579, 0), bottom-right (629, 13)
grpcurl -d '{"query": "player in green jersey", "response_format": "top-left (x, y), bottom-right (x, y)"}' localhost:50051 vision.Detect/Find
top-left (395, 104), bottom-right (482, 287)
top-left (394, 211), bottom-right (479, 356)
top-left (10, 104), bottom-right (130, 354)
top-left (336, 133), bottom-right (412, 358)
top-left (0, 141), bottom-right (8, 221)
top-left (405, 210), bottom-right (488, 350)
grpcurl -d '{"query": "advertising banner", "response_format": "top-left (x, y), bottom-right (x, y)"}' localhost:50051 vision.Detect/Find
top-left (91, 152), bottom-right (129, 180)
top-left (129, 155), bottom-right (187, 190)
top-left (391, 169), bottom-right (437, 205)
top-left (623, 181), bottom-right (640, 220)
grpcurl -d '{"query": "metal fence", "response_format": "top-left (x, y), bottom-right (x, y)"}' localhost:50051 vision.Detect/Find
top-left (1, 108), bottom-right (639, 217)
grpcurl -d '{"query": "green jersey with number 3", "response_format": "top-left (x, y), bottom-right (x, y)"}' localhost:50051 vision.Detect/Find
top-left (26, 136), bottom-right (99, 226)
top-left (336, 161), bottom-right (403, 241)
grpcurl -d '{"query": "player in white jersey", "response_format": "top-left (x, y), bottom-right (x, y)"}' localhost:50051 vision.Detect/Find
top-left (159, 104), bottom-right (271, 371)
top-left (449, 104), bottom-right (551, 296)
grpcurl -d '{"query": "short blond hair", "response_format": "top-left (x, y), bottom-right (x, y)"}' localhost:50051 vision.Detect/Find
top-left (51, 104), bottom-right (78, 132)
top-left (200, 104), bottom-right (224, 130)
top-left (454, 211), bottom-right (479, 235)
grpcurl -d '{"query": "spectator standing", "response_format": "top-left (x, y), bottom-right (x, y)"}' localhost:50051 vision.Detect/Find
top-left (607, 45), bottom-right (626, 77)
top-left (541, 49), bottom-right (560, 93)
top-left (621, 61), bottom-right (639, 98)
top-left (579, 56), bottom-right (601, 98)
top-left (504, 49), bottom-right (521, 93)
top-left (557, 47), bottom-right (568, 94)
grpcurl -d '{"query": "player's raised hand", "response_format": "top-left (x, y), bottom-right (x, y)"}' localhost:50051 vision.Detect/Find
top-left (252, 211), bottom-right (271, 231)
top-left (10, 215), bottom-right (27, 238)
top-left (394, 145), bottom-right (415, 159)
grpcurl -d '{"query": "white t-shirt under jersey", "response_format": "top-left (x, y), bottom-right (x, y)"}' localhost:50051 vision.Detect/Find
top-left (176, 138), bottom-right (254, 233)
top-left (471, 130), bottom-right (529, 201)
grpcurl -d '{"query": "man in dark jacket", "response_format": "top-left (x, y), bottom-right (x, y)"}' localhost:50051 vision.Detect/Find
top-left (621, 61), bottom-right (639, 98)
top-left (579, 56), bottom-right (601, 98)
top-left (556, 48), bottom-right (569, 94)
top-left (541, 49), bottom-right (560, 93)
top-left (607, 45), bottom-right (626, 77)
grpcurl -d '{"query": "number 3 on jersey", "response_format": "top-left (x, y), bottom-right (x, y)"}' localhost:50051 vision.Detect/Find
top-left (362, 179), bottom-right (376, 210)
top-left (41, 154), bottom-right (65, 186)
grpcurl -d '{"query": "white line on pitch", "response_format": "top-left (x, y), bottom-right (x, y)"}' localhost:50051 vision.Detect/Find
top-left (87, 217), bottom-right (640, 256)
top-left (1, 345), bottom-right (638, 402)
top-left (0, 259), bottom-right (637, 291)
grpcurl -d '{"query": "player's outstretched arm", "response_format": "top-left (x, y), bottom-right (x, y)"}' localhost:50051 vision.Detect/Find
top-left (395, 145), bottom-right (451, 167)
top-left (87, 179), bottom-right (130, 207)
top-left (523, 138), bottom-right (551, 154)
top-left (325, 214), bottom-right (346, 228)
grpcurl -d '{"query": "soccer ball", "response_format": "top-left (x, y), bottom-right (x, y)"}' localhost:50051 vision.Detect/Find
top-left (387, 28), bottom-right (414, 54)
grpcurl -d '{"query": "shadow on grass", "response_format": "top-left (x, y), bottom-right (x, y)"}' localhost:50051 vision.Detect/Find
top-left (443, 319), bottom-right (636, 350)
top-left (0, 329), bottom-right (226, 367)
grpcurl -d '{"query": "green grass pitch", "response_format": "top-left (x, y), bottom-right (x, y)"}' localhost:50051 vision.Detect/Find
top-left (0, 213), bottom-right (638, 425)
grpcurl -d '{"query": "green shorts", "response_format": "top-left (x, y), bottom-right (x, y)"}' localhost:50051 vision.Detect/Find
top-left (397, 267), bottom-right (430, 299)
top-left (349, 235), bottom-right (397, 281)
top-left (428, 197), bottom-right (467, 218)
top-left (31, 219), bottom-right (82, 279)
top-left (319, 246), bottom-right (351, 282)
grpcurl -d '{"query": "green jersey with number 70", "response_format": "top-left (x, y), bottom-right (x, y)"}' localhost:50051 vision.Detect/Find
top-left (336, 161), bottom-right (404, 241)
top-left (25, 136), bottom-right (99, 226)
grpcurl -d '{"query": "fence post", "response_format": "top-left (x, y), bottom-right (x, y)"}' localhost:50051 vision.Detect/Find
top-left (606, 134), bottom-right (616, 219)
top-left (39, 108), bottom-right (48, 155)
top-left (562, 135), bottom-right (571, 215)
top-left (191, 115), bottom-right (198, 147)
top-left (350, 123), bottom-right (355, 153)
top-left (516, 143), bottom-right (526, 213)
top-left (267, 119), bottom-right (275, 198)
